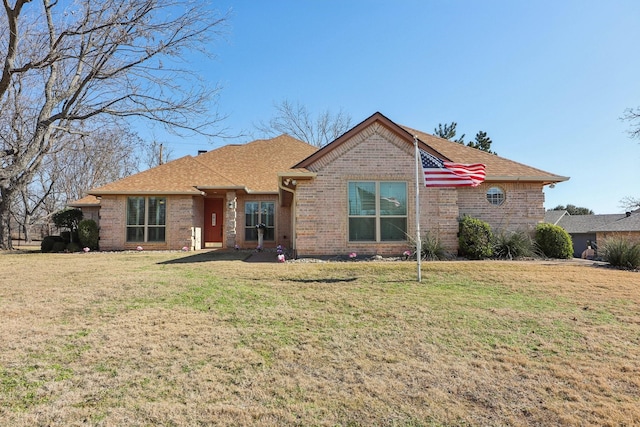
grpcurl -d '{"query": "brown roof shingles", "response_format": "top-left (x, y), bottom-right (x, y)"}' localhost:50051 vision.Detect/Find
top-left (404, 126), bottom-right (568, 184)
top-left (87, 134), bottom-right (317, 196)
top-left (294, 112), bottom-right (567, 185)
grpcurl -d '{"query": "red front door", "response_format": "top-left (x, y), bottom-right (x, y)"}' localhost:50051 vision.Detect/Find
top-left (204, 198), bottom-right (223, 247)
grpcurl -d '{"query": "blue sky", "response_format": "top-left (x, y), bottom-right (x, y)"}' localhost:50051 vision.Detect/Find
top-left (150, 0), bottom-right (640, 214)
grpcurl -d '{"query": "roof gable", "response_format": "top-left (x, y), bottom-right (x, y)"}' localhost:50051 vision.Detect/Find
top-left (294, 112), bottom-right (568, 185)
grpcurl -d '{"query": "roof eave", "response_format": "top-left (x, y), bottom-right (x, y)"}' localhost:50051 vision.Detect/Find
top-left (277, 171), bottom-right (317, 180)
top-left (486, 175), bottom-right (570, 185)
top-left (89, 190), bottom-right (203, 196)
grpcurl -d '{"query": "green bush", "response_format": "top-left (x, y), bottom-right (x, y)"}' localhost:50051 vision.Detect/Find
top-left (41, 235), bottom-right (64, 253)
top-left (78, 219), bottom-right (99, 250)
top-left (458, 215), bottom-right (493, 260)
top-left (492, 229), bottom-right (538, 260)
top-left (419, 231), bottom-right (449, 261)
top-left (603, 237), bottom-right (640, 269)
top-left (535, 223), bottom-right (573, 259)
top-left (67, 242), bottom-right (82, 253)
top-left (53, 208), bottom-right (83, 242)
top-left (52, 241), bottom-right (67, 253)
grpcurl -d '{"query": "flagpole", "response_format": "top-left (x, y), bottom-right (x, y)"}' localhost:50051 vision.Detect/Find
top-left (414, 136), bottom-right (422, 283)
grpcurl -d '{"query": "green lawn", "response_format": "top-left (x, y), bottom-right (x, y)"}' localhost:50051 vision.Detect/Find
top-left (0, 250), bottom-right (638, 426)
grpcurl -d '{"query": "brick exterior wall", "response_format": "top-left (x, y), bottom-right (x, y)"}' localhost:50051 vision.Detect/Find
top-left (233, 194), bottom-right (291, 250)
top-left (597, 231), bottom-right (640, 246)
top-left (98, 195), bottom-right (203, 251)
top-left (457, 182), bottom-right (546, 233)
top-left (294, 123), bottom-right (460, 256)
top-left (293, 122), bottom-right (547, 257)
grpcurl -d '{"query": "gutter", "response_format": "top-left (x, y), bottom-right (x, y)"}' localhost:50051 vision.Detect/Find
top-left (278, 178), bottom-right (298, 257)
top-left (486, 175), bottom-right (570, 184)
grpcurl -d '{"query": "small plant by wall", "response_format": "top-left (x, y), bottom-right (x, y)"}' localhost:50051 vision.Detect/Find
top-left (493, 230), bottom-right (538, 260)
top-left (603, 237), bottom-right (640, 269)
top-left (78, 219), bottom-right (99, 250)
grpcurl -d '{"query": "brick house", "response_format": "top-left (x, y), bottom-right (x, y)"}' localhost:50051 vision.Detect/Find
top-left (71, 112), bottom-right (568, 256)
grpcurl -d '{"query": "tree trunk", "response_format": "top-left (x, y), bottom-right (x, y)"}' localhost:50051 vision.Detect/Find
top-left (0, 188), bottom-right (14, 250)
top-left (22, 213), bottom-right (32, 244)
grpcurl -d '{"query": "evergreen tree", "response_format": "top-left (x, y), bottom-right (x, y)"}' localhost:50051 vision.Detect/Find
top-left (433, 122), bottom-right (465, 143)
top-left (467, 131), bottom-right (497, 155)
top-left (550, 204), bottom-right (594, 215)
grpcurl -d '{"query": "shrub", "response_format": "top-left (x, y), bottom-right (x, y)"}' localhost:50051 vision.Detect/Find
top-left (419, 231), bottom-right (449, 261)
top-left (78, 219), bottom-right (99, 250)
top-left (458, 215), bottom-right (493, 260)
top-left (66, 242), bottom-right (82, 253)
top-left (52, 241), bottom-right (67, 253)
top-left (492, 230), bottom-right (538, 260)
top-left (603, 237), bottom-right (640, 269)
top-left (535, 223), bottom-right (573, 259)
top-left (52, 208), bottom-right (83, 241)
top-left (41, 235), bottom-right (64, 253)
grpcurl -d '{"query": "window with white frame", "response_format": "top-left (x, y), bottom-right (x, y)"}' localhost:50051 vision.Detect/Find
top-left (486, 186), bottom-right (506, 206)
top-left (126, 197), bottom-right (166, 242)
top-left (348, 181), bottom-right (407, 242)
top-left (245, 201), bottom-right (275, 241)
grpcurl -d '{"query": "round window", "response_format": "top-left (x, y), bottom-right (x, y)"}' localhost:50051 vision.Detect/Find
top-left (486, 186), bottom-right (505, 206)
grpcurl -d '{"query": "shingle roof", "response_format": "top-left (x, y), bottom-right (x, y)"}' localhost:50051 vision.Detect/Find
top-left (295, 112), bottom-right (568, 185)
top-left (554, 213), bottom-right (630, 233)
top-left (87, 135), bottom-right (317, 196)
top-left (544, 210), bottom-right (568, 225)
top-left (404, 126), bottom-right (568, 183)
top-left (68, 195), bottom-right (101, 207)
top-left (592, 212), bottom-right (640, 232)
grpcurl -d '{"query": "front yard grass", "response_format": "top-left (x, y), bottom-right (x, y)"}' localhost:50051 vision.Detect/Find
top-left (0, 251), bottom-right (638, 426)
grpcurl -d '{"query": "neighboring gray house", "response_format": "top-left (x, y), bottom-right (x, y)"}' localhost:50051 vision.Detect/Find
top-left (545, 210), bottom-right (640, 257)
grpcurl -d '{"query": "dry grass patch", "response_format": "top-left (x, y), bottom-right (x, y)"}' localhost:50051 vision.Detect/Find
top-left (0, 251), bottom-right (639, 426)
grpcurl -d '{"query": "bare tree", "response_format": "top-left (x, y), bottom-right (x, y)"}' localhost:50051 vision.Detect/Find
top-left (620, 196), bottom-right (640, 211)
top-left (142, 139), bottom-right (174, 169)
top-left (10, 122), bottom-right (144, 243)
top-left (255, 100), bottom-right (352, 147)
top-left (0, 0), bottom-right (228, 249)
top-left (621, 107), bottom-right (640, 140)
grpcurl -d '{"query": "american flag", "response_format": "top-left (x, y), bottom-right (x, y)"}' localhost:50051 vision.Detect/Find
top-left (420, 150), bottom-right (486, 187)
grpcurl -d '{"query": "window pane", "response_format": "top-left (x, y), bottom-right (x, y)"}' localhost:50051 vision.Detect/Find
top-left (148, 197), bottom-right (166, 225)
top-left (264, 227), bottom-right (275, 241)
top-left (262, 202), bottom-right (275, 227)
top-left (245, 202), bottom-right (259, 227)
top-left (245, 228), bottom-right (257, 241)
top-left (380, 182), bottom-right (407, 216)
top-left (349, 182), bottom-right (376, 215)
top-left (349, 217), bottom-right (375, 241)
top-left (147, 227), bottom-right (165, 242)
top-left (126, 227), bottom-right (144, 242)
top-left (381, 217), bottom-right (407, 241)
top-left (127, 197), bottom-right (145, 226)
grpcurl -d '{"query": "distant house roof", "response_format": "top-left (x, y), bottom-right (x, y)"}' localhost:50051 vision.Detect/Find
top-left (546, 210), bottom-right (640, 234)
top-left (85, 135), bottom-right (317, 196)
top-left (592, 211), bottom-right (640, 232)
top-left (543, 210), bottom-right (568, 225)
top-left (295, 112), bottom-right (569, 185)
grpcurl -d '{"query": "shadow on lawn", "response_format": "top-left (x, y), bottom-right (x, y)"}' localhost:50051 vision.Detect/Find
top-left (287, 277), bottom-right (358, 284)
top-left (158, 250), bottom-right (253, 264)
